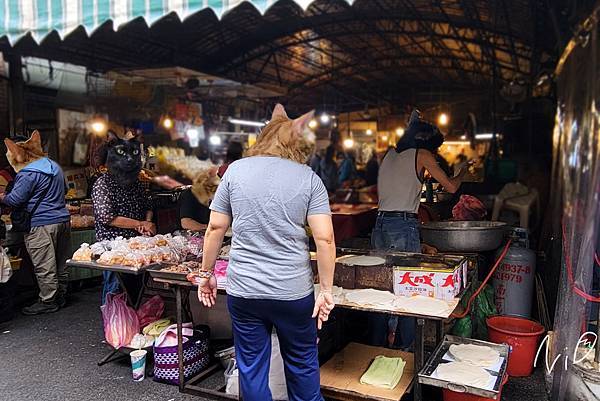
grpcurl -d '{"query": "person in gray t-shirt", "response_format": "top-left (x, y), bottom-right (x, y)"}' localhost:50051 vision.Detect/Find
top-left (196, 104), bottom-right (336, 401)
top-left (211, 156), bottom-right (330, 300)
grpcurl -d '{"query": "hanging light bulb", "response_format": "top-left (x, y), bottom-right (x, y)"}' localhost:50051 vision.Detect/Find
top-left (366, 129), bottom-right (373, 136)
top-left (438, 113), bottom-right (449, 126)
top-left (381, 135), bottom-right (388, 142)
top-left (162, 116), bottom-right (173, 129)
top-left (320, 113), bottom-right (330, 124)
top-left (343, 138), bottom-right (354, 149)
top-left (308, 119), bottom-right (318, 129)
top-left (90, 118), bottom-right (107, 134)
top-left (396, 127), bottom-right (405, 136)
top-left (209, 135), bottom-right (222, 146)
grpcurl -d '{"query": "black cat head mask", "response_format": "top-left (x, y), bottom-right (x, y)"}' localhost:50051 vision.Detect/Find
top-left (395, 110), bottom-right (444, 153)
top-left (105, 131), bottom-right (143, 185)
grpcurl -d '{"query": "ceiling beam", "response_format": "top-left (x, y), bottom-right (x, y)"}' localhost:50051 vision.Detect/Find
top-left (219, 23), bottom-right (531, 76)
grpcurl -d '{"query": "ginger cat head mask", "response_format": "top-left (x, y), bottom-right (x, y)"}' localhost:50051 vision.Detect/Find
top-left (191, 167), bottom-right (221, 207)
top-left (246, 104), bottom-right (315, 164)
top-left (4, 131), bottom-right (46, 172)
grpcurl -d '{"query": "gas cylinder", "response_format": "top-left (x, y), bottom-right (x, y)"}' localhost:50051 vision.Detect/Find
top-left (492, 228), bottom-right (536, 317)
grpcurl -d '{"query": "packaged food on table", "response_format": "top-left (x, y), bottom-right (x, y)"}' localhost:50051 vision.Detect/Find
top-left (110, 238), bottom-right (130, 253)
top-left (161, 260), bottom-right (200, 274)
top-left (129, 236), bottom-right (152, 250)
top-left (154, 234), bottom-right (168, 247)
top-left (187, 236), bottom-right (204, 256)
top-left (172, 250), bottom-right (185, 264)
top-left (107, 237), bottom-right (126, 251)
top-left (81, 233), bottom-right (192, 266)
top-left (97, 251), bottom-right (126, 266)
top-left (66, 204), bottom-right (81, 215)
top-left (91, 241), bottom-right (110, 258)
top-left (161, 264), bottom-right (188, 273)
top-left (182, 260), bottom-right (200, 270)
top-left (145, 248), bottom-right (163, 264)
top-left (122, 251), bottom-right (150, 269)
top-left (219, 245), bottom-right (231, 258)
top-left (154, 246), bottom-right (168, 262)
top-left (72, 243), bottom-right (93, 261)
top-left (167, 235), bottom-right (186, 250)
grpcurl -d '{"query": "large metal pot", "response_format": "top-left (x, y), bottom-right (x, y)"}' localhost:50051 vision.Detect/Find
top-left (420, 221), bottom-right (508, 252)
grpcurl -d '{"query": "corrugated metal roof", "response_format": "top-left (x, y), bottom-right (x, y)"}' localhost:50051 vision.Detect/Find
top-left (1, 0), bottom-right (568, 111)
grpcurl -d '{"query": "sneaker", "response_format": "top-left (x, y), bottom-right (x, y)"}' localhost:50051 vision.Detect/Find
top-left (22, 301), bottom-right (59, 315)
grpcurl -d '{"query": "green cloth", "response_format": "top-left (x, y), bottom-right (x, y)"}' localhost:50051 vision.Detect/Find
top-left (359, 355), bottom-right (406, 389)
top-left (142, 318), bottom-right (171, 337)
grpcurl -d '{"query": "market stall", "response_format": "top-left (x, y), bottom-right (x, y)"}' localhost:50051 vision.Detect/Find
top-left (66, 233), bottom-right (203, 365)
top-left (134, 245), bottom-right (475, 401)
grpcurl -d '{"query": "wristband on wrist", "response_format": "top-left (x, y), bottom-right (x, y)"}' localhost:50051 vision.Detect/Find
top-left (197, 270), bottom-right (214, 279)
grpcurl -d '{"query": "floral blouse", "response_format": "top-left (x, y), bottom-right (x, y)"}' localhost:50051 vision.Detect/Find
top-left (92, 174), bottom-right (152, 241)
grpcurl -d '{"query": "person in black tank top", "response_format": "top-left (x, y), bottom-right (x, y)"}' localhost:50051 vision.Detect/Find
top-left (370, 111), bottom-right (467, 349)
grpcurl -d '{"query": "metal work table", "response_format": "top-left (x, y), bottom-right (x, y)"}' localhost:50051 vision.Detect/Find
top-left (151, 276), bottom-right (469, 401)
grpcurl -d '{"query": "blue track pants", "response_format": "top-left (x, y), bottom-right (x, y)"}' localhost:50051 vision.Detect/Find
top-left (227, 294), bottom-right (323, 401)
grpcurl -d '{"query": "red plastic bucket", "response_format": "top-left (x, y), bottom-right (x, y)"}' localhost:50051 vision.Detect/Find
top-left (442, 375), bottom-right (509, 401)
top-left (486, 315), bottom-right (545, 377)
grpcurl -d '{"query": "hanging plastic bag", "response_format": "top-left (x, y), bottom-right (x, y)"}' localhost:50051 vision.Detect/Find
top-left (451, 316), bottom-right (473, 338)
top-left (225, 331), bottom-right (289, 400)
top-left (473, 285), bottom-right (497, 340)
top-left (101, 293), bottom-right (140, 349)
top-left (72, 131), bottom-right (90, 165)
top-left (136, 295), bottom-right (165, 328)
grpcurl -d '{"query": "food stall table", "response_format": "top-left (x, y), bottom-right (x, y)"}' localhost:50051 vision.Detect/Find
top-left (331, 204), bottom-right (378, 243)
top-left (150, 275), bottom-right (469, 401)
top-left (151, 277), bottom-right (230, 397)
top-left (65, 260), bottom-right (157, 366)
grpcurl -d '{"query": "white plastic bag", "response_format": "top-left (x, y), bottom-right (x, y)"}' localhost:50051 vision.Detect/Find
top-left (0, 247), bottom-right (11, 283)
top-left (225, 331), bottom-right (288, 400)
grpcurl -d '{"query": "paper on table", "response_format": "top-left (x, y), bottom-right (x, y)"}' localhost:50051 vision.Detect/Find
top-left (442, 351), bottom-right (504, 373)
top-left (336, 255), bottom-right (386, 266)
top-left (432, 361), bottom-right (498, 391)
top-left (338, 289), bottom-right (458, 318)
top-left (447, 343), bottom-right (501, 370)
top-left (314, 284), bottom-right (345, 303)
top-left (393, 295), bottom-right (455, 316)
top-left (344, 289), bottom-right (396, 307)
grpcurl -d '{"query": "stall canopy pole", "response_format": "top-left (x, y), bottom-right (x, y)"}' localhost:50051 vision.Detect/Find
top-left (7, 53), bottom-right (24, 136)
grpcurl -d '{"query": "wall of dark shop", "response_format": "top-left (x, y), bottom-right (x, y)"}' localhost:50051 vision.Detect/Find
top-left (0, 79), bottom-right (9, 135)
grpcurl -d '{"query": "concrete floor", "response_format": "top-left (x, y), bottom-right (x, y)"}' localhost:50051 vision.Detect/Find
top-left (0, 285), bottom-right (549, 401)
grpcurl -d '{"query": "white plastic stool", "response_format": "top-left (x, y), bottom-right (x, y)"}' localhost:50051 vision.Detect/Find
top-left (503, 189), bottom-right (540, 229)
top-left (492, 183), bottom-right (540, 229)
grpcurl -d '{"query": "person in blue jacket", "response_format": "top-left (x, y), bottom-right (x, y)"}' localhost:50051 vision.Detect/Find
top-left (338, 149), bottom-right (357, 187)
top-left (0, 132), bottom-right (70, 315)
